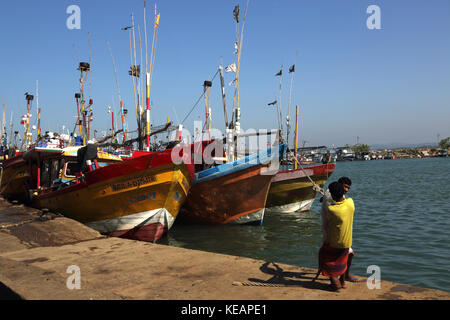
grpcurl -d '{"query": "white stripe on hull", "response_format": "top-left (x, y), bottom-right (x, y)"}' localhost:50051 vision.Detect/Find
top-left (230, 208), bottom-right (265, 225)
top-left (85, 208), bottom-right (175, 234)
top-left (266, 199), bottom-right (315, 214)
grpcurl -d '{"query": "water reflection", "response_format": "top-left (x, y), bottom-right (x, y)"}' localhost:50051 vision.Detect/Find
top-left (163, 209), bottom-right (323, 269)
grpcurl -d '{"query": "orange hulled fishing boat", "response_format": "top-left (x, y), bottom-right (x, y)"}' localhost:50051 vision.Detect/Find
top-left (24, 144), bottom-right (194, 242)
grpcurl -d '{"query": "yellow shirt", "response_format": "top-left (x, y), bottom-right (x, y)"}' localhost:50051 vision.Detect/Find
top-left (326, 198), bottom-right (355, 249)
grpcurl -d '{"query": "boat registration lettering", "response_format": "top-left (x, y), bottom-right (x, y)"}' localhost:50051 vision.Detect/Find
top-left (111, 175), bottom-right (156, 192)
top-left (130, 192), bottom-right (157, 203)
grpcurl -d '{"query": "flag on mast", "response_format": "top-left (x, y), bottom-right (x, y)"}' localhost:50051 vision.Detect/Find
top-left (154, 13), bottom-right (160, 29)
top-left (275, 69), bottom-right (282, 76)
top-left (233, 5), bottom-right (240, 23)
top-left (225, 63), bottom-right (236, 73)
top-left (289, 64), bottom-right (295, 73)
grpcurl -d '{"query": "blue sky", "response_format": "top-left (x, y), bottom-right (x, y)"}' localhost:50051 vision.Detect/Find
top-left (0, 0), bottom-right (449, 148)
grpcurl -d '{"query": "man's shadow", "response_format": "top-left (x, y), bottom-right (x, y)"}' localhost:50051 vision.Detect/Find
top-left (248, 262), bottom-right (331, 291)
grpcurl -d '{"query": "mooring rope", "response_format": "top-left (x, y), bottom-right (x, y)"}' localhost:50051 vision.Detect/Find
top-left (233, 281), bottom-right (303, 288)
top-left (289, 155), bottom-right (324, 196)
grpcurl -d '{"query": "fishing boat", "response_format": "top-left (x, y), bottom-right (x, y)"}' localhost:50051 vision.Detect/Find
top-left (0, 93), bottom-right (38, 202)
top-left (264, 57), bottom-right (337, 213)
top-left (24, 143), bottom-right (194, 242)
top-left (0, 151), bottom-right (29, 202)
top-left (266, 161), bottom-right (336, 213)
top-left (178, 143), bottom-right (281, 225)
top-left (176, 4), bottom-right (282, 225)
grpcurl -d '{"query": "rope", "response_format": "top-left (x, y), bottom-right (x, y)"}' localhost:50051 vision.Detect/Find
top-left (232, 281), bottom-right (303, 288)
top-left (290, 155), bottom-right (324, 196)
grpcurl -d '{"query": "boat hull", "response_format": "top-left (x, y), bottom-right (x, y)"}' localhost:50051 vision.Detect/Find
top-left (86, 207), bottom-right (175, 242)
top-left (0, 154), bottom-right (29, 202)
top-left (179, 164), bottom-right (273, 225)
top-left (266, 163), bottom-right (336, 213)
top-left (32, 150), bottom-right (192, 242)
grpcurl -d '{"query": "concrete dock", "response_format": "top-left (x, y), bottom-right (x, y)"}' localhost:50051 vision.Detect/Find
top-left (1, 198), bottom-right (449, 300)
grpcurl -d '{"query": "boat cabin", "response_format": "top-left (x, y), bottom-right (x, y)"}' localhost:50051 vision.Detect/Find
top-left (23, 144), bottom-right (122, 194)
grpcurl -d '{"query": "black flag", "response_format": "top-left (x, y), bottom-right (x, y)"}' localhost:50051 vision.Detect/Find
top-left (289, 64), bottom-right (295, 73)
top-left (233, 5), bottom-right (240, 23)
top-left (275, 69), bottom-right (282, 76)
top-left (268, 100), bottom-right (277, 106)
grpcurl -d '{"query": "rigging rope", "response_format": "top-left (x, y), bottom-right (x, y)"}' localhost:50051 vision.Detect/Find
top-left (181, 69), bottom-right (220, 125)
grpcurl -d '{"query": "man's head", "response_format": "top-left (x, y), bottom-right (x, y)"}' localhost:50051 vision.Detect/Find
top-left (338, 177), bottom-right (352, 193)
top-left (328, 182), bottom-right (346, 202)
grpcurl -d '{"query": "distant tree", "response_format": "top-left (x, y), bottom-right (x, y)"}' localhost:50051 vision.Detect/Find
top-left (352, 144), bottom-right (370, 156)
top-left (439, 137), bottom-right (450, 150)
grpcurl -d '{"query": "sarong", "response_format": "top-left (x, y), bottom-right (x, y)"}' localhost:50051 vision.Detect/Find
top-left (318, 244), bottom-right (349, 278)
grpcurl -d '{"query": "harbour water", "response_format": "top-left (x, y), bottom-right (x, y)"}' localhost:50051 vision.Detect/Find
top-left (164, 157), bottom-right (450, 293)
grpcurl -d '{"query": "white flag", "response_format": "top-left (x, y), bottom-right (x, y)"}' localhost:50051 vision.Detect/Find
top-left (225, 63), bottom-right (236, 73)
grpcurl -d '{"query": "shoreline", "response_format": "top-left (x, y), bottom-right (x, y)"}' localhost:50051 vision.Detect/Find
top-left (0, 198), bottom-right (448, 300)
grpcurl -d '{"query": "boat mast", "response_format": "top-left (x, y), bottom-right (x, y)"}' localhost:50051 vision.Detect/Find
top-left (146, 4), bottom-right (160, 150)
top-left (124, 16), bottom-right (141, 150)
top-left (9, 111), bottom-right (13, 148)
top-left (107, 40), bottom-right (127, 143)
top-left (36, 80), bottom-right (41, 138)
top-left (138, 24), bottom-right (144, 127)
top-left (131, 13), bottom-right (143, 150)
top-left (77, 61), bottom-right (90, 144)
top-left (203, 80), bottom-right (212, 140)
top-left (230, 0), bottom-right (249, 160)
top-left (87, 33), bottom-right (94, 142)
top-left (144, 0), bottom-right (150, 151)
top-left (276, 65), bottom-right (283, 139)
top-left (218, 63), bottom-right (229, 129)
top-left (287, 52), bottom-right (297, 150)
top-left (24, 93), bottom-right (34, 149)
top-left (294, 105), bottom-right (299, 169)
top-left (2, 99), bottom-right (5, 147)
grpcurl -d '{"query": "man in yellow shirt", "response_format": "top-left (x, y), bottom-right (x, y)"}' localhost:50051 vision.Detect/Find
top-left (318, 182), bottom-right (355, 291)
top-left (320, 177), bottom-right (359, 282)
